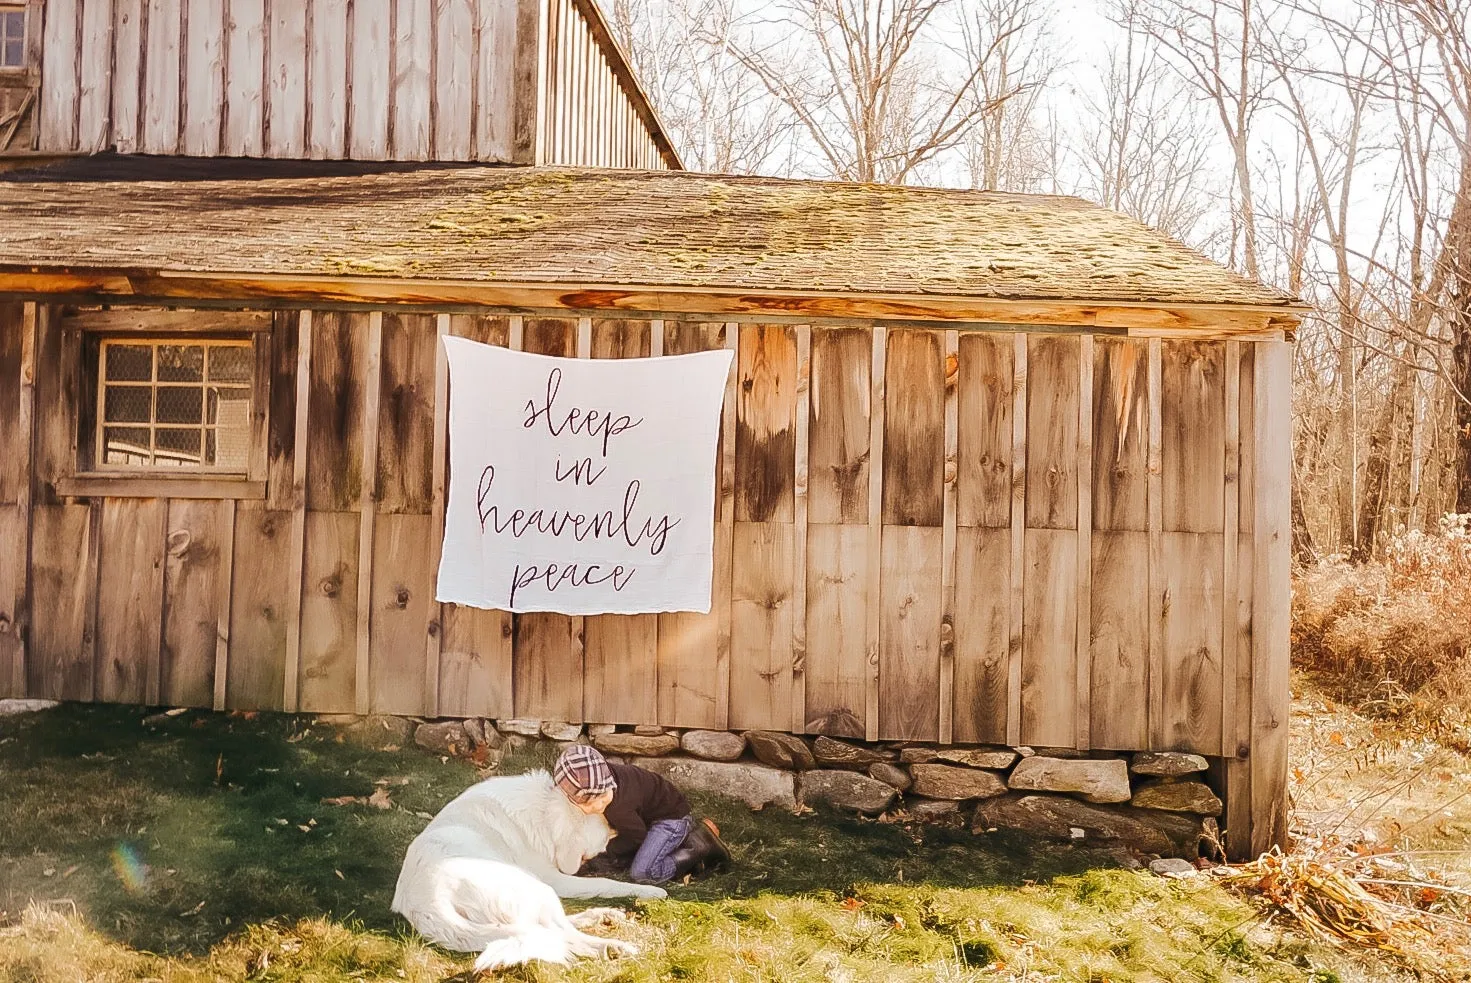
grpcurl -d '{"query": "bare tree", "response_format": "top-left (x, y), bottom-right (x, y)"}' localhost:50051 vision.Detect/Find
top-left (959, 0), bottom-right (1058, 192)
top-left (727, 0), bottom-right (1034, 185)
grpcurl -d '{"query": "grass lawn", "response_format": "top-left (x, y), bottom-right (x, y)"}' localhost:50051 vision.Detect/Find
top-left (0, 704), bottom-right (1408, 982)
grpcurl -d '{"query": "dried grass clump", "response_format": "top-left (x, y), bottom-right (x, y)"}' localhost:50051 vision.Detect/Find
top-left (1293, 515), bottom-right (1471, 729)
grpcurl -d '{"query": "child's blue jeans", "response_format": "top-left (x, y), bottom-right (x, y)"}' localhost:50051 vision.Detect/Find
top-left (630, 815), bottom-right (692, 884)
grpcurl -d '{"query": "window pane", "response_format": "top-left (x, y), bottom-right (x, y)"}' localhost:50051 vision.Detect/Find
top-left (157, 386), bottom-right (203, 424)
top-left (157, 345), bottom-right (204, 382)
top-left (104, 386), bottom-right (152, 423)
top-left (103, 427), bottom-right (151, 466)
top-left (155, 428), bottom-right (202, 465)
top-left (209, 346), bottom-right (252, 382)
top-left (205, 429), bottom-right (253, 469)
top-left (2, 39), bottom-right (20, 68)
top-left (105, 345), bottom-right (153, 381)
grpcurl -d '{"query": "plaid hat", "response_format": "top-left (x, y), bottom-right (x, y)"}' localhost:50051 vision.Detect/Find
top-left (553, 744), bottom-right (616, 801)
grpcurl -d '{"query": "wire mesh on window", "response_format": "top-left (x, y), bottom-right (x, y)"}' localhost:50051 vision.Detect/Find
top-left (0, 10), bottom-right (24, 69)
top-left (99, 340), bottom-right (253, 471)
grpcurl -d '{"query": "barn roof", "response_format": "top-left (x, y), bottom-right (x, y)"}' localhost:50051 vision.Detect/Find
top-left (0, 158), bottom-right (1303, 326)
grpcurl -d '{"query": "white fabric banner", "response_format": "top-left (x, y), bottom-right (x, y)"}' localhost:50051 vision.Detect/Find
top-left (435, 337), bottom-right (734, 614)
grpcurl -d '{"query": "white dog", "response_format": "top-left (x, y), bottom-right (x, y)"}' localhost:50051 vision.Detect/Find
top-left (391, 769), bottom-right (666, 971)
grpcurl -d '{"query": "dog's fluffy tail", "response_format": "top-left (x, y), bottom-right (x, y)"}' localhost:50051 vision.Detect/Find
top-left (472, 926), bottom-right (575, 972)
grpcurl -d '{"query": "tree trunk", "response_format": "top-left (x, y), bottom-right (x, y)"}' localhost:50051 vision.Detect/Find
top-left (1353, 364), bottom-right (1412, 560)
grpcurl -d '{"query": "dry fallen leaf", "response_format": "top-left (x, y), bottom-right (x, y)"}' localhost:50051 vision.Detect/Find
top-left (367, 788), bottom-right (393, 810)
top-left (841, 897), bottom-right (865, 911)
top-left (322, 795), bottom-right (361, 807)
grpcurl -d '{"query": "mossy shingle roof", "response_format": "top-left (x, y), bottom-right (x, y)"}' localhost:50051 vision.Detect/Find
top-left (0, 158), bottom-right (1298, 309)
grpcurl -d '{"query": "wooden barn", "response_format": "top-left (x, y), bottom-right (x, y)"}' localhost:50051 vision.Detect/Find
top-left (0, 0), bottom-right (1301, 858)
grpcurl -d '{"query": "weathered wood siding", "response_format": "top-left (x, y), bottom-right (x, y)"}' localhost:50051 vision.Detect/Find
top-left (27, 0), bottom-right (675, 166)
top-left (5, 302), bottom-right (1284, 781)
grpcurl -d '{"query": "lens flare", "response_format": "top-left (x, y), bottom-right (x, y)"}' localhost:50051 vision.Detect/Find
top-left (110, 843), bottom-right (149, 893)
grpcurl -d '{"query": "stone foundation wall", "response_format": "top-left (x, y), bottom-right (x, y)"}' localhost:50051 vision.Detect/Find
top-left (404, 716), bottom-right (1224, 860)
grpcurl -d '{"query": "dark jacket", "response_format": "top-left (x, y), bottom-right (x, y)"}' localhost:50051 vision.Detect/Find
top-left (604, 762), bottom-right (691, 857)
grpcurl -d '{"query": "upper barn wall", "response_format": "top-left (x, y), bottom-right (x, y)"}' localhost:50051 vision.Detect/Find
top-left (17, 0), bottom-right (676, 166)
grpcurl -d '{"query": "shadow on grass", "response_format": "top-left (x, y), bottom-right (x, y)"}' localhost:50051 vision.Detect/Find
top-left (0, 705), bottom-right (1128, 957)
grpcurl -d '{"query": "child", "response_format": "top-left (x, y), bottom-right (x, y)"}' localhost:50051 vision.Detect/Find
top-left (553, 744), bottom-right (730, 885)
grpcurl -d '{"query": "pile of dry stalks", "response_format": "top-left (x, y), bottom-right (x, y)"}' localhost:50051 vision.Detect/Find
top-left (1223, 837), bottom-right (1471, 977)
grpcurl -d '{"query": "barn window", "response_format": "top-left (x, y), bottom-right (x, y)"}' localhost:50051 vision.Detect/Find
top-left (94, 339), bottom-right (255, 472)
top-left (0, 6), bottom-right (25, 70)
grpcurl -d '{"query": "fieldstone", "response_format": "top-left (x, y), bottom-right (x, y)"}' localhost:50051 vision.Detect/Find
top-left (934, 748), bottom-right (1018, 770)
top-left (0, 699), bottom-right (59, 716)
top-left (588, 723), bottom-right (618, 736)
top-left (415, 721), bottom-right (468, 756)
top-left (1013, 746), bottom-right (1037, 758)
top-left (1130, 781), bottom-right (1223, 816)
top-left (593, 732), bottom-right (680, 756)
top-left (1029, 746), bottom-right (1090, 759)
top-left (812, 735), bottom-right (890, 769)
top-left (1008, 756), bottom-right (1131, 803)
top-left (1130, 751), bottom-right (1209, 777)
top-left (681, 730), bottom-right (747, 762)
top-left (314, 713), bottom-right (361, 726)
top-left (743, 731), bottom-right (816, 771)
top-left (909, 800), bottom-right (962, 821)
top-left (633, 756), bottom-right (798, 811)
top-left (498, 718), bottom-right (544, 737)
top-left (973, 794), bottom-right (1206, 856)
top-left (634, 724), bottom-right (668, 736)
top-left (541, 720), bottom-right (584, 741)
top-left (899, 747), bottom-right (938, 764)
top-left (463, 719), bottom-right (504, 749)
top-left (868, 761), bottom-right (912, 791)
top-left (1149, 857), bottom-right (1199, 877)
top-left (799, 770), bottom-right (897, 814)
top-left (908, 764), bottom-right (1007, 800)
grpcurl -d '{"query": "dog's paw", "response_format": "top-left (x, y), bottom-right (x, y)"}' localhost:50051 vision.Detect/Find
top-left (632, 883), bottom-right (668, 900)
top-left (606, 939), bottom-right (639, 959)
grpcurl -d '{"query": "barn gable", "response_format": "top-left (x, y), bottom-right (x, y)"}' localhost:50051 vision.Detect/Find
top-left (0, 0), bottom-right (678, 168)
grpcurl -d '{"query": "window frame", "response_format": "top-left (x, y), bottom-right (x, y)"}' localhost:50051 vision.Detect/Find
top-left (0, 4), bottom-right (28, 73)
top-left (93, 336), bottom-right (257, 476)
top-left (52, 309), bottom-right (275, 502)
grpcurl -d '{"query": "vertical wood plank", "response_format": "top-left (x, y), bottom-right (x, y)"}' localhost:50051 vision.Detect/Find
top-left (1222, 341), bottom-right (1241, 758)
top-left (349, 0), bottom-right (391, 158)
top-left (475, 0), bottom-right (517, 160)
top-left (864, 325), bottom-right (885, 742)
top-left (1147, 338), bottom-right (1164, 748)
top-left (808, 327), bottom-right (870, 525)
top-left (1025, 335), bottom-right (1080, 529)
top-left (1090, 530), bottom-right (1149, 749)
top-left (161, 499), bottom-right (226, 708)
top-left (803, 523), bottom-right (866, 737)
top-left (1162, 531), bottom-right (1224, 754)
top-left (956, 332), bottom-right (1013, 529)
top-left (792, 323), bottom-right (810, 734)
top-left (213, 499), bottom-right (236, 711)
top-left (717, 321), bottom-right (738, 729)
top-left (81, 500), bottom-right (102, 702)
top-left (228, 506), bottom-right (291, 710)
top-left (880, 525), bottom-right (943, 741)
top-left (939, 329), bottom-right (958, 744)
top-left (282, 311), bottom-right (312, 711)
top-left (95, 498), bottom-right (167, 704)
top-left (355, 313), bottom-right (384, 715)
top-left (882, 330), bottom-right (944, 526)
top-left (111, 0), bottom-right (142, 153)
top-left (392, 0), bottom-right (432, 159)
top-left (142, 0), bottom-right (182, 154)
top-left (299, 510), bottom-right (358, 712)
top-left (38, 0), bottom-right (79, 151)
top-left (729, 522), bottom-right (794, 731)
top-left (376, 313), bottom-right (436, 513)
top-left (78, 0), bottom-right (115, 152)
top-left (1163, 341), bottom-right (1227, 533)
top-left (735, 325), bottom-right (796, 523)
top-left (265, 311), bottom-right (299, 511)
top-left (223, 0), bottom-right (266, 156)
top-left (306, 312), bottom-right (367, 511)
top-left (1251, 339), bottom-right (1291, 855)
top-left (1226, 346), bottom-right (1256, 857)
top-left (182, 0), bottom-right (224, 154)
top-left (1092, 338), bottom-right (1149, 531)
top-left (369, 514), bottom-right (433, 714)
top-left (1006, 333), bottom-right (1026, 746)
top-left (3, 304), bottom-right (37, 696)
top-left (308, 0), bottom-right (349, 158)
top-left (28, 505), bottom-right (92, 701)
top-left (265, 0), bottom-right (307, 156)
top-left (953, 527), bottom-right (1009, 744)
top-left (433, 0), bottom-right (474, 159)
top-left (1021, 526), bottom-right (1077, 748)
top-left (423, 313), bottom-right (449, 718)
top-left (1075, 335), bottom-right (1093, 750)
